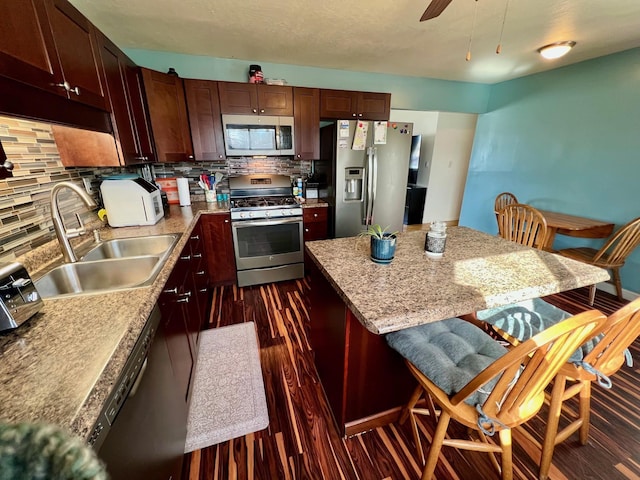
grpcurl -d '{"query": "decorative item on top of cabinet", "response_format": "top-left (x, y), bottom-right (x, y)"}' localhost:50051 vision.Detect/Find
top-left (184, 79), bottom-right (226, 161)
top-left (218, 81), bottom-right (293, 116)
top-left (293, 87), bottom-right (320, 160)
top-left (140, 67), bottom-right (194, 162)
top-left (200, 213), bottom-right (237, 286)
top-left (320, 89), bottom-right (391, 121)
top-left (98, 32), bottom-right (155, 165)
top-left (303, 205), bottom-right (329, 242)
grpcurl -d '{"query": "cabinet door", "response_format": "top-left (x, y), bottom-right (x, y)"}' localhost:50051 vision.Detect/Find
top-left (357, 92), bottom-right (391, 121)
top-left (303, 206), bottom-right (329, 242)
top-left (124, 64), bottom-right (155, 163)
top-left (257, 84), bottom-right (294, 116)
top-left (0, 0), bottom-right (63, 97)
top-left (201, 213), bottom-right (237, 286)
top-left (218, 82), bottom-right (258, 115)
top-left (293, 87), bottom-right (320, 160)
top-left (44, 0), bottom-right (108, 111)
top-left (184, 79), bottom-right (226, 161)
top-left (320, 89), bottom-right (358, 119)
top-left (141, 68), bottom-right (194, 162)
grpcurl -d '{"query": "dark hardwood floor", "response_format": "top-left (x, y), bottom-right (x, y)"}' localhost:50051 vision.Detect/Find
top-left (183, 280), bottom-right (640, 480)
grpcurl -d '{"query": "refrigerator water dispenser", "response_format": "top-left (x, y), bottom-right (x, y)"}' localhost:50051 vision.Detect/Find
top-left (344, 168), bottom-right (363, 202)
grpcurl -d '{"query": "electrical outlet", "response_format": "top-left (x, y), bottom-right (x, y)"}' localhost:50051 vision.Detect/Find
top-left (82, 178), bottom-right (95, 195)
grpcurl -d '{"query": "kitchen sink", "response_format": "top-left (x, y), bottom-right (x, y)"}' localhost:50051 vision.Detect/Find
top-left (35, 256), bottom-right (164, 298)
top-left (35, 233), bottom-right (181, 299)
top-left (81, 234), bottom-right (179, 261)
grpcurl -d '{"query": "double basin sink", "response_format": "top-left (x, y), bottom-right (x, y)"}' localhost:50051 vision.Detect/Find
top-left (35, 234), bottom-right (180, 299)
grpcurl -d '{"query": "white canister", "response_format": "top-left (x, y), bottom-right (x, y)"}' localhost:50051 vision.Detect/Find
top-left (425, 221), bottom-right (447, 258)
top-left (176, 177), bottom-right (191, 206)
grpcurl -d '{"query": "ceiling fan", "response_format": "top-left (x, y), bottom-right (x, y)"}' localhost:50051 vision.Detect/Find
top-left (420, 0), bottom-right (454, 21)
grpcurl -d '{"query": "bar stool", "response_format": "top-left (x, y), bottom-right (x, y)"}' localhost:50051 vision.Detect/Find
top-left (386, 313), bottom-right (606, 480)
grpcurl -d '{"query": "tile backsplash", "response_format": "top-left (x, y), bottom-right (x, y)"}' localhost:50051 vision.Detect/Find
top-left (0, 114), bottom-right (311, 261)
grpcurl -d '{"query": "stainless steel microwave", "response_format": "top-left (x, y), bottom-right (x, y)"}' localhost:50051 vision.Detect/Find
top-left (222, 114), bottom-right (295, 157)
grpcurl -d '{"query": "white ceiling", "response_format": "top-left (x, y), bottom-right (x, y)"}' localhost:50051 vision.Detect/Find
top-left (70, 0), bottom-right (640, 84)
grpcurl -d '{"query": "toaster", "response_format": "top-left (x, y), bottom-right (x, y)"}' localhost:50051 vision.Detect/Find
top-left (100, 177), bottom-right (164, 227)
top-left (0, 262), bottom-right (43, 332)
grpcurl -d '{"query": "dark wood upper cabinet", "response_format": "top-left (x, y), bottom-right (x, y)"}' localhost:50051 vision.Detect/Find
top-left (140, 68), bottom-right (194, 163)
top-left (218, 82), bottom-right (293, 116)
top-left (43, 0), bottom-right (108, 111)
top-left (184, 79), bottom-right (226, 161)
top-left (124, 64), bottom-right (155, 162)
top-left (293, 87), bottom-right (320, 161)
top-left (98, 32), bottom-right (155, 165)
top-left (320, 89), bottom-right (390, 121)
top-left (0, 0), bottom-right (62, 97)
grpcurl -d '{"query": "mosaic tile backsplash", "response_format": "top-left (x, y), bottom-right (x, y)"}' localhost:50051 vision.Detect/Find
top-left (0, 114), bottom-right (311, 262)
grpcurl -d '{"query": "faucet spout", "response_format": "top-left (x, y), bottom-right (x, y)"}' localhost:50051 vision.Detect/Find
top-left (51, 181), bottom-right (98, 263)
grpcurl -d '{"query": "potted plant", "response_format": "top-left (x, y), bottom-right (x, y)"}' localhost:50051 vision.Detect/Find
top-left (359, 224), bottom-right (398, 264)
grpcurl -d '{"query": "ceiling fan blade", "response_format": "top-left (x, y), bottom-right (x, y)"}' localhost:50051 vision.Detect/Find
top-left (420, 0), bottom-right (454, 21)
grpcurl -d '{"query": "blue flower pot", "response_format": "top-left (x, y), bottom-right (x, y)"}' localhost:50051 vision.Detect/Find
top-left (370, 234), bottom-right (396, 264)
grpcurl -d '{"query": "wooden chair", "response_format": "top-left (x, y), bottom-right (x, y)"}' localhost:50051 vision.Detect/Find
top-left (494, 192), bottom-right (518, 215)
top-left (485, 297), bottom-right (640, 480)
top-left (557, 216), bottom-right (640, 304)
top-left (386, 312), bottom-right (606, 480)
top-left (496, 203), bottom-right (548, 250)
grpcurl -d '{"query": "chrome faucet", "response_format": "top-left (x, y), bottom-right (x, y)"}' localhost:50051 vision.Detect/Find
top-left (50, 181), bottom-right (97, 263)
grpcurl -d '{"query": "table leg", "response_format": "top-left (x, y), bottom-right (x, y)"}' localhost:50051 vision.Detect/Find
top-left (543, 227), bottom-right (558, 251)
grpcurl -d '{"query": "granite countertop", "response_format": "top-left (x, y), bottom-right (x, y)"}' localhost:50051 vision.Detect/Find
top-left (300, 198), bottom-right (329, 208)
top-left (305, 226), bottom-right (611, 335)
top-left (0, 202), bottom-right (227, 440)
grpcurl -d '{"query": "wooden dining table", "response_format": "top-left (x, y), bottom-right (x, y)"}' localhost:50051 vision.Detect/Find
top-left (538, 209), bottom-right (615, 251)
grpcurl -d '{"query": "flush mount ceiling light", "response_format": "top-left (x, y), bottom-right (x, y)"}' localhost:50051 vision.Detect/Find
top-left (538, 41), bottom-right (576, 59)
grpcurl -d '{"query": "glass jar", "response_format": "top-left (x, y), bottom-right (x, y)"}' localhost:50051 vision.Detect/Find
top-left (425, 221), bottom-right (447, 258)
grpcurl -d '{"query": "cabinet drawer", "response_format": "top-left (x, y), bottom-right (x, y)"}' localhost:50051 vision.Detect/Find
top-left (303, 207), bottom-right (328, 224)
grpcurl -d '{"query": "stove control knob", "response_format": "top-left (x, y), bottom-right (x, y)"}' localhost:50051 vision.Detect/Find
top-left (239, 212), bottom-right (246, 219)
top-left (265, 211), bottom-right (271, 218)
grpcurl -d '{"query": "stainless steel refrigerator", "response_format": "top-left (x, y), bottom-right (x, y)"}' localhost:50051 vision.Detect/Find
top-left (320, 120), bottom-right (413, 238)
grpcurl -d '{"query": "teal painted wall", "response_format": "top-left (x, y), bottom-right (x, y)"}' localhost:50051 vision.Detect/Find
top-left (459, 48), bottom-right (640, 293)
top-left (125, 49), bottom-right (491, 113)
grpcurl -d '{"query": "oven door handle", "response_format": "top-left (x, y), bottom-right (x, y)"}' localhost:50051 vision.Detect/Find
top-left (232, 217), bottom-right (303, 228)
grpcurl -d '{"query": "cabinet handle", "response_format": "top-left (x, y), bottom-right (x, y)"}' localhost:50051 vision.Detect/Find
top-left (195, 270), bottom-right (206, 276)
top-left (218, 154), bottom-right (224, 159)
top-left (296, 154), bottom-right (301, 159)
top-left (352, 113), bottom-right (357, 117)
top-left (177, 291), bottom-right (192, 303)
top-left (224, 219), bottom-right (229, 223)
top-left (70, 86), bottom-right (80, 96)
top-left (188, 155), bottom-right (194, 159)
top-left (190, 234), bottom-right (200, 241)
top-left (163, 286), bottom-right (178, 294)
top-left (192, 253), bottom-right (203, 259)
top-left (199, 288), bottom-right (208, 293)
top-left (358, 113), bottom-right (363, 117)
top-left (56, 81), bottom-right (79, 95)
top-left (180, 254), bottom-right (191, 261)
top-left (305, 228), bottom-right (309, 232)
top-left (252, 108), bottom-right (258, 113)
top-left (260, 109), bottom-right (265, 113)
top-left (313, 213), bottom-right (318, 218)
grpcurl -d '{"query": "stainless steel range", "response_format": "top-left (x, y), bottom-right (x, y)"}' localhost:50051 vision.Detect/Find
top-left (229, 174), bottom-right (304, 287)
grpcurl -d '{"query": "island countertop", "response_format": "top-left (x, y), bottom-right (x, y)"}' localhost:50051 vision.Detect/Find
top-left (305, 226), bottom-right (610, 335)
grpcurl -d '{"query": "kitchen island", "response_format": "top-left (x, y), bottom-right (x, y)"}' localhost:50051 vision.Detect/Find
top-left (304, 227), bottom-right (610, 436)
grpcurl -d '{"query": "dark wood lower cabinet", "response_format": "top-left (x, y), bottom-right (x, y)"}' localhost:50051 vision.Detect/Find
top-left (308, 258), bottom-right (415, 436)
top-left (201, 213), bottom-right (237, 286)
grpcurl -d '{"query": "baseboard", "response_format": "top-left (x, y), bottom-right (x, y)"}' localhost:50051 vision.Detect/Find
top-left (595, 282), bottom-right (639, 301)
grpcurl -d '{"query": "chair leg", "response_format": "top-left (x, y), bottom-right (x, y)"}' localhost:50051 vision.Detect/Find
top-left (499, 428), bottom-right (513, 480)
top-left (612, 268), bottom-right (624, 301)
top-left (540, 375), bottom-right (567, 480)
top-left (579, 381), bottom-right (592, 445)
top-left (421, 410), bottom-right (451, 480)
top-left (400, 385), bottom-right (423, 424)
top-left (588, 284), bottom-right (596, 306)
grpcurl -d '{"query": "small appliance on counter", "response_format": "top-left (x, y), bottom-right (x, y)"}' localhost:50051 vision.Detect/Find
top-left (0, 262), bottom-right (43, 333)
top-left (100, 176), bottom-right (164, 227)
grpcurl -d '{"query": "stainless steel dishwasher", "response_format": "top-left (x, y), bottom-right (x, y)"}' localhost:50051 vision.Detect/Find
top-left (88, 306), bottom-right (187, 479)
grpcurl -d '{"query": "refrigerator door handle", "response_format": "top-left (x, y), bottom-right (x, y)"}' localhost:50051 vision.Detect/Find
top-left (365, 147), bottom-right (374, 226)
top-left (371, 146), bottom-right (378, 225)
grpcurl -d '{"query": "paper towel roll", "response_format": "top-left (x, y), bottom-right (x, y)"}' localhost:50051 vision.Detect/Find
top-left (177, 177), bottom-right (191, 206)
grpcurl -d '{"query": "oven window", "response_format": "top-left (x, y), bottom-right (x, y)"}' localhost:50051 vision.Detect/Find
top-left (235, 222), bottom-right (301, 258)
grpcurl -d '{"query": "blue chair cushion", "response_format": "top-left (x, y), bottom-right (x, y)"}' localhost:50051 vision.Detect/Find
top-left (386, 318), bottom-right (509, 406)
top-left (475, 298), bottom-right (600, 362)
